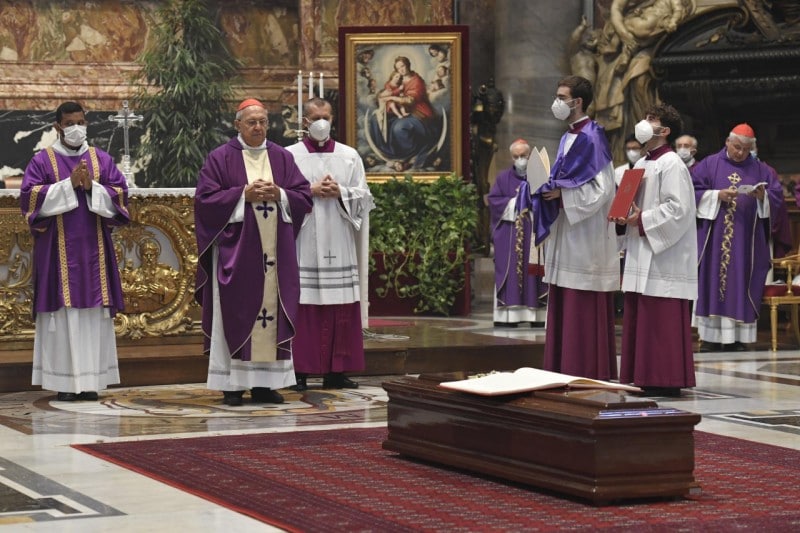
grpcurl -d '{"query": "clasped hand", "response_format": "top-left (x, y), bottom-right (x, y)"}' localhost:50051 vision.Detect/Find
top-left (70, 160), bottom-right (92, 190)
top-left (313, 175), bottom-right (340, 198)
top-left (245, 179), bottom-right (280, 203)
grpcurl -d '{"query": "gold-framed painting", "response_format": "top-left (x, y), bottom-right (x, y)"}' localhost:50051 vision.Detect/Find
top-left (338, 26), bottom-right (469, 182)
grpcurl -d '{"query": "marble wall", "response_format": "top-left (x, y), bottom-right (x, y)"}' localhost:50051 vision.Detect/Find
top-left (0, 0), bottom-right (454, 186)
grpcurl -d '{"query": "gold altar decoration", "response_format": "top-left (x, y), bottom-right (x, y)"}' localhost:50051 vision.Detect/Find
top-left (0, 191), bottom-right (199, 342)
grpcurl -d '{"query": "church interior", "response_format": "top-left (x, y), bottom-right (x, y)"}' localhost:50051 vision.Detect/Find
top-left (0, 0), bottom-right (799, 530)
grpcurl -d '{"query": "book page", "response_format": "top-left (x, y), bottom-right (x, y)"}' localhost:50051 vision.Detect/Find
top-left (439, 367), bottom-right (640, 396)
top-left (737, 182), bottom-right (767, 194)
top-left (526, 147), bottom-right (550, 191)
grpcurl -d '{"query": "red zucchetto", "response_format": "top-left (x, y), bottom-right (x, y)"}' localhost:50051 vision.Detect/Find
top-left (237, 98), bottom-right (265, 111)
top-left (731, 123), bottom-right (755, 138)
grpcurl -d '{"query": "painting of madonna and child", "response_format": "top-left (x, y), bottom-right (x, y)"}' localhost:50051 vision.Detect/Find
top-left (341, 29), bottom-right (465, 181)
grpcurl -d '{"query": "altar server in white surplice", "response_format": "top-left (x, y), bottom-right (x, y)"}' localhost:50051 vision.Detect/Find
top-left (612, 103), bottom-right (697, 397)
top-left (287, 97), bottom-right (374, 392)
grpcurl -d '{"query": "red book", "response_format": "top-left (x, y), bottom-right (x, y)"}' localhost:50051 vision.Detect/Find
top-left (608, 168), bottom-right (645, 220)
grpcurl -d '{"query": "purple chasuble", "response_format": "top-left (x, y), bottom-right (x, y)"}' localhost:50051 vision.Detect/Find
top-left (692, 149), bottom-right (783, 323)
top-left (20, 147), bottom-right (129, 316)
top-left (532, 119), bottom-right (612, 244)
top-left (487, 166), bottom-right (546, 308)
top-left (194, 138), bottom-right (313, 361)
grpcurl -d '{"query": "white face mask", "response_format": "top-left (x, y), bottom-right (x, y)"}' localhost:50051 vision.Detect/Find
top-left (62, 124), bottom-right (87, 147)
top-left (513, 157), bottom-right (528, 173)
top-left (551, 98), bottom-right (572, 121)
top-left (626, 149), bottom-right (642, 165)
top-left (634, 120), bottom-right (654, 144)
top-left (676, 147), bottom-right (693, 163)
top-left (308, 118), bottom-right (331, 141)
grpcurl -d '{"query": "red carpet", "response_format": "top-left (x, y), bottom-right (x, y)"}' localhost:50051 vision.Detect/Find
top-left (74, 428), bottom-right (800, 532)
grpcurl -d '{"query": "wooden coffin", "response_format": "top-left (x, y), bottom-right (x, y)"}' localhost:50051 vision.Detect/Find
top-left (382, 373), bottom-right (702, 505)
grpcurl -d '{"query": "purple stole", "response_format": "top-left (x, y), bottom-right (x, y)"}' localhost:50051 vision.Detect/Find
top-left (532, 120), bottom-right (612, 244)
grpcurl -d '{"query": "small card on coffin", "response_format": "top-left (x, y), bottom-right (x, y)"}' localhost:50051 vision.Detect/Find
top-left (608, 168), bottom-right (645, 220)
top-left (439, 367), bottom-right (641, 396)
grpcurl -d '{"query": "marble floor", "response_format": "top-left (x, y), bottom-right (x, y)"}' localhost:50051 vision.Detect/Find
top-left (0, 305), bottom-right (798, 532)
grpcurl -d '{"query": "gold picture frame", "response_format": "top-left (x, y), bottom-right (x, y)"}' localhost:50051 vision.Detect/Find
top-left (338, 26), bottom-right (469, 182)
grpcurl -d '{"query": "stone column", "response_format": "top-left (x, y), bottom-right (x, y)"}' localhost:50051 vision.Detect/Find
top-left (494, 0), bottom-right (584, 166)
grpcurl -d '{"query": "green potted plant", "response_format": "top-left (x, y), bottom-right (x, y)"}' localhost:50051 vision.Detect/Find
top-left (133, 0), bottom-right (239, 188)
top-left (369, 174), bottom-right (479, 316)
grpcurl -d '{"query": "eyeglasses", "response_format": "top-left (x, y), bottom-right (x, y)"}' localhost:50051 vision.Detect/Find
top-left (242, 119), bottom-right (267, 128)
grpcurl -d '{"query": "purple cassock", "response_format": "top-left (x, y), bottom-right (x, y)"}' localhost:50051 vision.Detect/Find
top-left (20, 147), bottom-right (129, 316)
top-left (532, 119), bottom-right (612, 245)
top-left (194, 138), bottom-right (312, 361)
top-left (487, 167), bottom-right (546, 309)
top-left (692, 149), bottom-right (784, 324)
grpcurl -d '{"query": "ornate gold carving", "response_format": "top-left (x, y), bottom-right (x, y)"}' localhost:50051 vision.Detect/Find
top-left (0, 203), bottom-right (34, 337)
top-left (0, 191), bottom-right (199, 341)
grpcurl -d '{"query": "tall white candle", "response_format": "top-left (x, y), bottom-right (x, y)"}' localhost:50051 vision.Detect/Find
top-left (308, 71), bottom-right (313, 99)
top-left (319, 72), bottom-right (324, 98)
top-left (297, 70), bottom-right (302, 126)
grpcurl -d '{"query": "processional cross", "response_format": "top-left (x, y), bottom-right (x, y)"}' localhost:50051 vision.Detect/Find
top-left (108, 100), bottom-right (143, 188)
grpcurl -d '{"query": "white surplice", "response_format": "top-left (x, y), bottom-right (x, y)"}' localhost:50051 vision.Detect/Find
top-left (287, 141), bottom-right (374, 324)
top-left (620, 151), bottom-right (697, 299)
top-left (542, 133), bottom-right (619, 292)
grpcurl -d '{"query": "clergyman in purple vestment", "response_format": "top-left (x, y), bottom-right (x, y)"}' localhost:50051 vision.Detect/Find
top-left (20, 101), bottom-right (129, 402)
top-left (194, 99), bottom-right (312, 406)
top-left (488, 138), bottom-right (547, 327)
top-left (691, 123), bottom-right (783, 352)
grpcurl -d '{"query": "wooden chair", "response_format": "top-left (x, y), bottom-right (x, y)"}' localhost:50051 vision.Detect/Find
top-left (762, 253), bottom-right (800, 351)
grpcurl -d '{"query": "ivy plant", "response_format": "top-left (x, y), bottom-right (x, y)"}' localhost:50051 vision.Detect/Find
top-left (133, 0), bottom-right (239, 188)
top-left (369, 174), bottom-right (479, 315)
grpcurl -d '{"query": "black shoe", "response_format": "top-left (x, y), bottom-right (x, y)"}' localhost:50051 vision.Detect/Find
top-left (77, 391), bottom-right (99, 401)
top-left (251, 387), bottom-right (285, 404)
top-left (322, 373), bottom-right (359, 389)
top-left (493, 322), bottom-right (519, 328)
top-left (222, 391), bottom-right (244, 406)
top-left (290, 374), bottom-right (308, 392)
top-left (641, 386), bottom-right (682, 398)
top-left (723, 341), bottom-right (747, 352)
top-left (56, 392), bottom-right (78, 401)
top-left (698, 341), bottom-right (721, 352)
